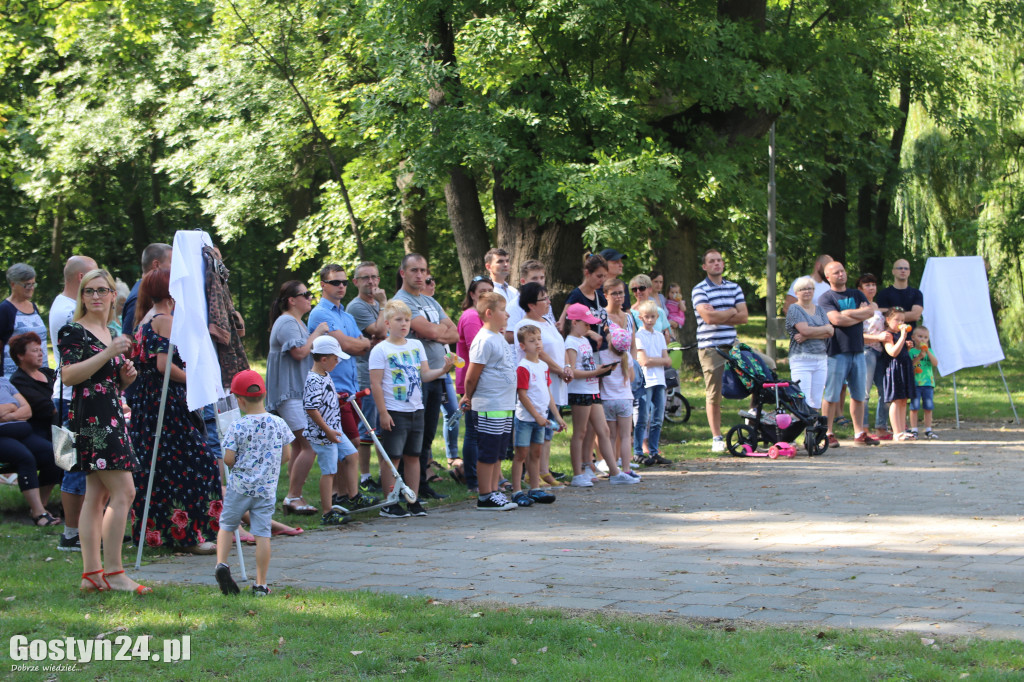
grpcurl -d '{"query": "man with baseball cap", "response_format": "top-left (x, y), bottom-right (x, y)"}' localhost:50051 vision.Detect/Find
top-left (598, 248), bottom-right (630, 311)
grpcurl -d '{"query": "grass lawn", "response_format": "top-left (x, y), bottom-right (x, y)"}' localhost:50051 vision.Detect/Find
top-left (4, 328), bottom-right (1021, 678)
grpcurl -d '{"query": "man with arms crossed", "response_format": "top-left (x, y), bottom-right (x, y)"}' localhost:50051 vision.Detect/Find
top-left (346, 261), bottom-right (389, 492)
top-left (394, 253), bottom-right (459, 499)
top-left (691, 249), bottom-right (748, 454)
top-left (818, 261), bottom-right (880, 447)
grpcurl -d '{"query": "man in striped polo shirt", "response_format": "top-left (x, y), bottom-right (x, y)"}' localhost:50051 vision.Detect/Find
top-left (692, 249), bottom-right (748, 453)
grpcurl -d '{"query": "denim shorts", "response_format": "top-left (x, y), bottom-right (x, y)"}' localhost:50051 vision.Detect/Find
top-left (313, 442), bottom-right (348, 476)
top-left (910, 385), bottom-right (934, 412)
top-left (515, 419), bottom-right (546, 447)
top-left (603, 398), bottom-right (632, 420)
top-left (378, 409), bottom-right (424, 459)
top-left (60, 470), bottom-right (87, 496)
top-left (218, 487), bottom-right (275, 537)
top-left (824, 352), bottom-right (867, 403)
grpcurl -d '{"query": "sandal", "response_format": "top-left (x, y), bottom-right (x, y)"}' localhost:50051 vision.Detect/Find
top-left (238, 530), bottom-right (257, 544)
top-left (498, 478), bottom-right (513, 493)
top-left (282, 496), bottom-right (317, 515)
top-left (80, 569), bottom-right (106, 593)
top-left (102, 570), bottom-right (152, 595)
top-left (271, 526), bottom-right (304, 537)
top-left (32, 511), bottom-right (61, 527)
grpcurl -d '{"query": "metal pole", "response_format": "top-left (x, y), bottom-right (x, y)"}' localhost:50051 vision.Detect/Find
top-left (135, 342), bottom-right (176, 570)
top-left (952, 371), bottom-right (960, 429)
top-left (997, 361), bottom-right (1020, 424)
top-left (766, 122), bottom-right (778, 361)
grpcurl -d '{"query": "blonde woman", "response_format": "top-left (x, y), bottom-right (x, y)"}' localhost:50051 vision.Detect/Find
top-left (58, 269), bottom-right (149, 594)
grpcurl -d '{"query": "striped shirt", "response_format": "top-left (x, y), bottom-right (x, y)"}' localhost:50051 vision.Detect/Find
top-left (691, 277), bottom-right (745, 349)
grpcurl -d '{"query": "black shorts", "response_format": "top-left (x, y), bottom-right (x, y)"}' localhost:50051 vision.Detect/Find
top-left (568, 393), bottom-right (602, 407)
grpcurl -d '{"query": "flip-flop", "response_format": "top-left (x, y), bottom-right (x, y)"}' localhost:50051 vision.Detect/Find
top-left (238, 530), bottom-right (257, 544)
top-left (272, 527), bottom-right (304, 537)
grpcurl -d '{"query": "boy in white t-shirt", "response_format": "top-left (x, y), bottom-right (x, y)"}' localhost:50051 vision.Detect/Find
top-left (369, 300), bottom-right (453, 518)
top-left (634, 301), bottom-right (672, 462)
top-left (215, 370), bottom-right (294, 597)
top-left (511, 325), bottom-right (565, 506)
top-left (459, 292), bottom-right (519, 510)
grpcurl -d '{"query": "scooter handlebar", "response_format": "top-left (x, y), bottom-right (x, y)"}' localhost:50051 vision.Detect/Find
top-left (339, 388), bottom-right (372, 403)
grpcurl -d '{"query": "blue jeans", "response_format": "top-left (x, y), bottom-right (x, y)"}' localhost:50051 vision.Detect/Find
top-left (461, 409), bottom-right (479, 489)
top-left (634, 384), bottom-right (666, 456)
top-left (439, 374), bottom-right (460, 460)
top-left (419, 378), bottom-right (444, 484)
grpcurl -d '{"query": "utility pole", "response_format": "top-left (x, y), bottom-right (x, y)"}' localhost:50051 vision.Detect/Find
top-left (766, 123), bottom-right (778, 360)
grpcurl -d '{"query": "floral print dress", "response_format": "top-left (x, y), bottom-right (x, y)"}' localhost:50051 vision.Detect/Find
top-left (129, 316), bottom-right (222, 549)
top-left (57, 323), bottom-right (137, 473)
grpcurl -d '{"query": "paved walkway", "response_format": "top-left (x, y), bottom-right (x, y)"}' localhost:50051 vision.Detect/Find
top-left (137, 424), bottom-right (1024, 639)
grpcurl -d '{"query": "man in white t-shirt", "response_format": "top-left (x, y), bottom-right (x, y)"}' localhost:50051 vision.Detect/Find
top-left (782, 254), bottom-right (833, 314)
top-left (49, 254), bottom-right (96, 553)
top-left (506, 259), bottom-right (557, 335)
top-left (485, 248), bottom-right (518, 338)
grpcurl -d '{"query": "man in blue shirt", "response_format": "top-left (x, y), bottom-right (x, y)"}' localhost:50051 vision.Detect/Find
top-left (308, 264), bottom-right (371, 507)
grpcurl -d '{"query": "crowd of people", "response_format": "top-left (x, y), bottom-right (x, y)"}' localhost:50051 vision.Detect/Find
top-left (0, 244), bottom-right (939, 596)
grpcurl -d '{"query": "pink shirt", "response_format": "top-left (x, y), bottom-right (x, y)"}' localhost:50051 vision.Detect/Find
top-left (456, 308), bottom-right (484, 394)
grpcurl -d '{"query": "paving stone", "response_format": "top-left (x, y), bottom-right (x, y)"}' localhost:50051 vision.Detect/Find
top-left (132, 424), bottom-right (1024, 641)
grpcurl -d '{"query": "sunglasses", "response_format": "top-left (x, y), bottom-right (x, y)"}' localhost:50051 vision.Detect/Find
top-left (425, 278), bottom-right (435, 285)
top-left (890, 306), bottom-right (905, 313)
top-left (472, 275), bottom-right (490, 283)
top-left (631, 285), bottom-right (648, 293)
top-left (294, 291), bottom-right (313, 299)
top-left (322, 279), bottom-right (349, 287)
top-left (83, 287), bottom-right (114, 298)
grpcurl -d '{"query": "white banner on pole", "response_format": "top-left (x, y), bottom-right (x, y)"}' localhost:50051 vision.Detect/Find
top-left (169, 230), bottom-right (225, 410)
top-left (919, 256), bottom-right (1004, 377)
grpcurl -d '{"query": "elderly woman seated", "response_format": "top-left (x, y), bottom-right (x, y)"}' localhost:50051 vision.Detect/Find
top-left (0, 357), bottom-right (62, 526)
top-left (8, 332), bottom-right (57, 440)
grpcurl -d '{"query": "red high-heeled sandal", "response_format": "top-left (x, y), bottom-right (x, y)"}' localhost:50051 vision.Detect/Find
top-left (102, 570), bottom-right (152, 595)
top-left (80, 569), bottom-right (106, 593)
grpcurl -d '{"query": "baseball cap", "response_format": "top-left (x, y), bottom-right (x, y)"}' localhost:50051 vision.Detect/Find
top-left (599, 248), bottom-right (626, 262)
top-left (230, 369), bottom-right (266, 398)
top-left (565, 303), bottom-right (600, 325)
top-left (610, 326), bottom-right (631, 353)
top-left (312, 335), bottom-right (350, 360)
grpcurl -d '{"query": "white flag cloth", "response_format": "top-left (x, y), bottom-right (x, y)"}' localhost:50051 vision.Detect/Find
top-left (169, 230), bottom-right (225, 410)
top-left (919, 256), bottom-right (1004, 376)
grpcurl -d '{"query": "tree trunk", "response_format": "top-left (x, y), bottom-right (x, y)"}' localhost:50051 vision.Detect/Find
top-left (868, 76), bottom-right (912, 275)
top-left (49, 202), bottom-right (64, 270)
top-left (396, 172), bottom-right (431, 259)
top-left (820, 160), bottom-right (848, 264)
top-left (493, 169), bottom-right (584, 313)
top-left (657, 209), bottom-right (702, 369)
top-left (444, 166), bottom-right (490, 287)
top-left (117, 162), bottom-right (149, 262)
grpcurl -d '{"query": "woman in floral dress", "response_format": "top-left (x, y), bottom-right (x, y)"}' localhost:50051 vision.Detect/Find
top-left (128, 269), bottom-right (221, 554)
top-left (59, 268), bottom-right (149, 594)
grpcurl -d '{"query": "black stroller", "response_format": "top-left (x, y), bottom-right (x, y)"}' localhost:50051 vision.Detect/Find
top-left (716, 344), bottom-right (829, 457)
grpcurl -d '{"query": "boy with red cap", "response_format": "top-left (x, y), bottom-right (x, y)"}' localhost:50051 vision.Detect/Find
top-left (214, 369), bottom-right (294, 596)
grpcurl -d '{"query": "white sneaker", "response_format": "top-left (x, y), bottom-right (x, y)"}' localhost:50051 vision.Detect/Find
top-left (609, 472), bottom-right (640, 485)
top-left (570, 474), bottom-right (594, 488)
top-left (594, 459), bottom-right (609, 473)
top-left (585, 467), bottom-right (601, 481)
top-left (711, 438), bottom-right (727, 454)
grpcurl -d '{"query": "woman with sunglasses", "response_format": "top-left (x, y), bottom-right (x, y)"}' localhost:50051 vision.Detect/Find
top-left (1, 263), bottom-right (49, 377)
top-left (267, 280), bottom-right (329, 515)
top-left (628, 275), bottom-right (671, 344)
top-left (58, 268), bottom-right (146, 593)
top-left (128, 269), bottom-right (222, 554)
